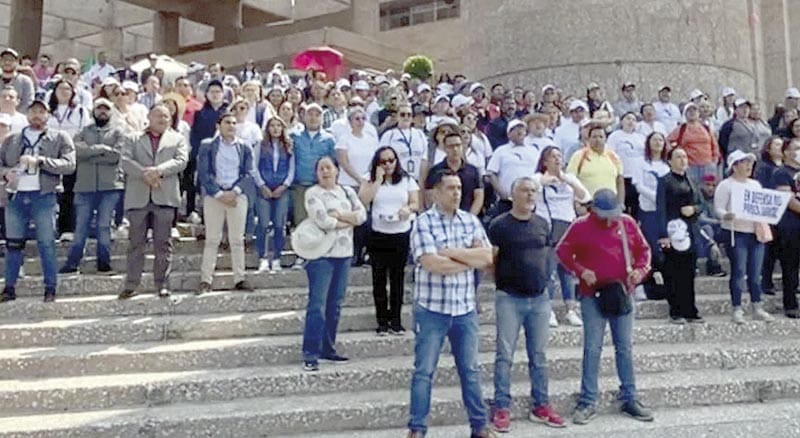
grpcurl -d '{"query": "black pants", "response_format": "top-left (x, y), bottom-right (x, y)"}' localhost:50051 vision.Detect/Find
top-left (182, 158), bottom-right (198, 215)
top-left (761, 237), bottom-right (779, 290)
top-left (369, 230), bottom-right (410, 327)
top-left (623, 177), bottom-right (639, 218)
top-left (664, 249), bottom-right (699, 319)
top-left (57, 173), bottom-right (76, 235)
top-left (777, 231), bottom-right (800, 311)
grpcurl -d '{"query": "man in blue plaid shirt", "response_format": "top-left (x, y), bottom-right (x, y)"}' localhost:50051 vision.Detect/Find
top-left (406, 170), bottom-right (496, 438)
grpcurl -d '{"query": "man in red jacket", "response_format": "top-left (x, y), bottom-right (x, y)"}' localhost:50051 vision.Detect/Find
top-left (555, 189), bottom-right (653, 425)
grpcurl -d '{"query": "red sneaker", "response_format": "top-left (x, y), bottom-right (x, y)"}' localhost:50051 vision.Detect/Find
top-left (530, 405), bottom-right (566, 428)
top-left (491, 407), bottom-right (511, 433)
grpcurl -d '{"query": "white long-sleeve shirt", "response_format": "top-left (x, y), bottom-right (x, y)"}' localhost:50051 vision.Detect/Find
top-left (632, 159), bottom-right (670, 212)
top-left (713, 177), bottom-right (761, 233)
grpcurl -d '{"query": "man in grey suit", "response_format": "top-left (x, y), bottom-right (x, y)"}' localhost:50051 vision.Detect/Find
top-left (119, 104), bottom-right (188, 299)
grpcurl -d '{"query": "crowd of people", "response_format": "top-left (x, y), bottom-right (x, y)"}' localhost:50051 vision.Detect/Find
top-left (0, 45), bottom-right (799, 437)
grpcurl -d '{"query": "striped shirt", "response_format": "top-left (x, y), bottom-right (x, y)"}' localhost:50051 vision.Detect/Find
top-left (411, 206), bottom-right (489, 316)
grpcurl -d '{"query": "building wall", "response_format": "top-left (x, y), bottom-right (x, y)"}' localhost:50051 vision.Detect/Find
top-left (467, 0), bottom-right (762, 105)
top-left (373, 16), bottom-right (466, 77)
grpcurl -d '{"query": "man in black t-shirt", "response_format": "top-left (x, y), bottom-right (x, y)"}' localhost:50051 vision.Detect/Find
top-left (770, 138), bottom-right (800, 318)
top-left (424, 133), bottom-right (483, 214)
top-left (486, 177), bottom-right (565, 432)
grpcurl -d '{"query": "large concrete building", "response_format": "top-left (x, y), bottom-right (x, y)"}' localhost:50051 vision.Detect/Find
top-left (2, 0), bottom-right (798, 106)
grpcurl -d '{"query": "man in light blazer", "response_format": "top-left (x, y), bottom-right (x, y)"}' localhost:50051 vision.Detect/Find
top-left (119, 103), bottom-right (188, 299)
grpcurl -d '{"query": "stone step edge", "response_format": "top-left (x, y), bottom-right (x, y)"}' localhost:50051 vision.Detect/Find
top-left (0, 364), bottom-right (799, 436)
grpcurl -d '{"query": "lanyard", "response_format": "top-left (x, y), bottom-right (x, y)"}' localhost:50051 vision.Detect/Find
top-left (21, 127), bottom-right (44, 154)
top-left (394, 128), bottom-right (416, 172)
top-left (53, 106), bottom-right (74, 126)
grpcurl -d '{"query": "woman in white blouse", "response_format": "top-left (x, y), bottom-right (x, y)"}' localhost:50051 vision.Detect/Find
top-left (301, 156), bottom-right (367, 372)
top-left (358, 146), bottom-right (419, 336)
top-left (48, 79), bottom-right (90, 241)
top-left (533, 145), bottom-right (590, 327)
top-left (633, 131), bottom-right (671, 298)
top-left (607, 111), bottom-right (647, 216)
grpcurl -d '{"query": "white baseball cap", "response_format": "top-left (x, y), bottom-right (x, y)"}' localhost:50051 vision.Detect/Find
top-left (721, 87), bottom-right (736, 97)
top-left (417, 83), bottom-right (432, 93)
top-left (569, 100), bottom-right (589, 112)
top-left (689, 89), bottom-right (706, 100)
top-left (450, 94), bottom-right (473, 108)
top-left (469, 82), bottom-right (485, 94)
top-left (726, 150), bottom-right (756, 171)
top-left (335, 78), bottom-right (351, 91)
top-left (786, 87), bottom-right (800, 99)
top-left (353, 80), bottom-right (370, 91)
top-left (506, 119), bottom-right (526, 134)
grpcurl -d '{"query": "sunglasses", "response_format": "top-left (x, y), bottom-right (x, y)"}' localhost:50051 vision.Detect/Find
top-left (397, 112), bottom-right (412, 117)
top-left (379, 158), bottom-right (396, 165)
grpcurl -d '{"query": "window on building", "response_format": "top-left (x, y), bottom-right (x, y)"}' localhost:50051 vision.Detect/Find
top-left (379, 0), bottom-right (460, 31)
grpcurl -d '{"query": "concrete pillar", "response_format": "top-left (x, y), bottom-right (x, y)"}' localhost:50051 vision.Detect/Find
top-left (350, 0), bottom-right (379, 35)
top-left (8, 0), bottom-right (44, 58)
top-left (760, 0), bottom-right (793, 105)
top-left (748, 0), bottom-right (766, 107)
top-left (153, 11), bottom-right (181, 54)
top-left (212, 1), bottom-right (244, 47)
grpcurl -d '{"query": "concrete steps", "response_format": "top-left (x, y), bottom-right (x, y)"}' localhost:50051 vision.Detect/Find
top-left (1, 364), bottom-right (800, 437)
top-left (2, 338), bottom-right (800, 416)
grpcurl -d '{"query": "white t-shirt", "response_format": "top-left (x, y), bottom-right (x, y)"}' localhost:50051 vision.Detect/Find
top-left (379, 127), bottom-right (428, 181)
top-left (653, 101), bottom-right (682, 133)
top-left (606, 129), bottom-right (645, 178)
top-left (17, 128), bottom-right (42, 192)
top-left (532, 172), bottom-right (588, 223)
top-left (329, 117), bottom-right (378, 143)
top-left (6, 111), bottom-right (27, 134)
top-left (632, 159), bottom-right (670, 212)
top-left (48, 104), bottom-right (89, 138)
top-left (635, 120), bottom-right (667, 137)
top-left (235, 120), bottom-right (263, 148)
top-left (370, 175), bottom-right (419, 234)
top-left (486, 142), bottom-right (541, 198)
top-left (335, 131), bottom-right (379, 187)
top-left (553, 119), bottom-right (582, 163)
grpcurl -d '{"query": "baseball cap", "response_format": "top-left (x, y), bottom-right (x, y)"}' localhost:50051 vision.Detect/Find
top-left (721, 87), bottom-right (736, 97)
top-left (0, 48), bottom-right (18, 59)
top-left (303, 102), bottom-right (324, 114)
top-left (734, 98), bottom-right (750, 108)
top-left (450, 94), bottom-right (473, 108)
top-left (786, 87), bottom-right (800, 99)
top-left (101, 77), bottom-right (120, 87)
top-left (469, 82), bottom-right (485, 94)
top-left (121, 81), bottom-right (139, 92)
top-left (689, 89), bottom-right (706, 101)
top-left (592, 189), bottom-right (622, 219)
top-left (586, 82), bottom-right (601, 91)
top-left (658, 85), bottom-right (671, 92)
top-left (353, 80), bottom-right (369, 91)
top-left (28, 99), bottom-right (50, 112)
top-left (336, 78), bottom-right (351, 91)
top-left (726, 150), bottom-right (756, 171)
top-left (93, 98), bottom-right (113, 110)
top-left (374, 75), bottom-right (390, 85)
top-left (417, 83), bottom-right (432, 93)
top-left (621, 82), bottom-right (636, 90)
top-left (506, 119), bottom-right (526, 134)
top-left (569, 100), bottom-right (589, 112)
top-left (432, 94), bottom-right (450, 105)
top-left (541, 84), bottom-right (556, 94)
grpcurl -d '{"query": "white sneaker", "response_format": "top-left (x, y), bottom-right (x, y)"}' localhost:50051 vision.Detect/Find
top-left (732, 307), bottom-right (746, 325)
top-left (565, 309), bottom-right (583, 326)
top-left (257, 259), bottom-right (271, 273)
top-left (293, 257), bottom-right (305, 269)
top-left (19, 265), bottom-right (25, 278)
top-left (549, 310), bottom-right (559, 328)
top-left (633, 285), bottom-right (647, 301)
top-left (752, 302), bottom-right (774, 322)
top-left (171, 227), bottom-right (180, 239)
top-left (188, 212), bottom-right (202, 225)
top-left (271, 259), bottom-right (282, 272)
top-left (115, 226), bottom-right (129, 240)
top-left (60, 232), bottom-right (74, 242)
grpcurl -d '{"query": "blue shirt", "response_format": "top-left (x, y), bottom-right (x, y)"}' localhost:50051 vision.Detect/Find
top-left (411, 206), bottom-right (489, 316)
top-left (291, 129), bottom-right (335, 186)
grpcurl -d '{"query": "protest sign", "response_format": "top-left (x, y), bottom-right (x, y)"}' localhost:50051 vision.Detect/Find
top-left (730, 185), bottom-right (792, 225)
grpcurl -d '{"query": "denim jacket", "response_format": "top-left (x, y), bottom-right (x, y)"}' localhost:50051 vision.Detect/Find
top-left (254, 141), bottom-right (294, 190)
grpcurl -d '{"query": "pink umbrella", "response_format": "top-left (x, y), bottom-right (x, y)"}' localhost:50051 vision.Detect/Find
top-left (291, 46), bottom-right (344, 80)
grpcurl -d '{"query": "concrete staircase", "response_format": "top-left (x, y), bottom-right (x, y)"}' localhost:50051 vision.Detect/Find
top-left (0, 238), bottom-right (799, 437)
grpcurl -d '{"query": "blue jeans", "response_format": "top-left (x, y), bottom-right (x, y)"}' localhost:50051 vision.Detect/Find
top-left (578, 294), bottom-right (637, 407)
top-left (302, 257), bottom-right (351, 361)
top-left (494, 290), bottom-right (551, 409)
top-left (63, 191), bottom-right (121, 270)
top-left (729, 231), bottom-right (764, 307)
top-left (255, 192), bottom-right (290, 260)
top-left (5, 191), bottom-right (57, 291)
top-left (546, 249), bottom-right (575, 302)
top-left (409, 305), bottom-right (488, 434)
top-left (638, 210), bottom-right (663, 266)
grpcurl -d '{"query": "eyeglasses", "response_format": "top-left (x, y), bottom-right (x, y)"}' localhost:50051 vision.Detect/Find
top-left (459, 129), bottom-right (471, 135)
top-left (378, 158), bottom-right (396, 165)
top-left (397, 112), bottom-right (412, 117)
top-left (352, 116), bottom-right (366, 121)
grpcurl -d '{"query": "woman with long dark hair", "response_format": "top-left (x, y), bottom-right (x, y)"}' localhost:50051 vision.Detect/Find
top-left (633, 132), bottom-right (670, 297)
top-left (48, 79), bottom-right (89, 241)
top-left (533, 145), bottom-right (590, 327)
top-left (359, 146), bottom-right (419, 335)
top-left (254, 117), bottom-right (295, 273)
top-left (755, 136), bottom-right (785, 294)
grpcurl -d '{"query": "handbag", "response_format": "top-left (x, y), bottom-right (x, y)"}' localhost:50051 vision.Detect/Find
top-left (594, 221), bottom-right (635, 317)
